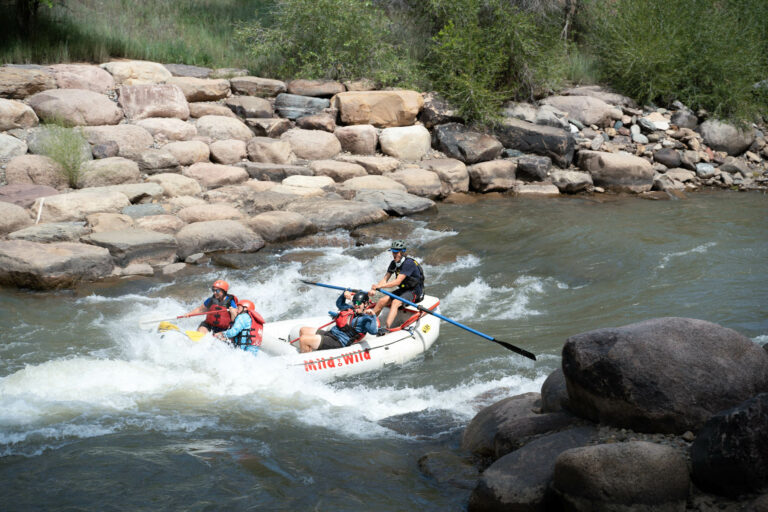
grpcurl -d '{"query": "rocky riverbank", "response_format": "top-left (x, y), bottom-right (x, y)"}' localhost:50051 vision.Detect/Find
top-left (418, 318), bottom-right (768, 511)
top-left (0, 60), bottom-right (766, 290)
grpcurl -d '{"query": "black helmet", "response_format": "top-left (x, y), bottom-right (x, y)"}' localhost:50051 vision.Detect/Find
top-left (352, 291), bottom-right (368, 305)
top-left (390, 239), bottom-right (406, 252)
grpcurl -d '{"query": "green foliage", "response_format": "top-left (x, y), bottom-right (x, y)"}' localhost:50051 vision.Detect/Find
top-left (426, 0), bottom-right (567, 125)
top-left (38, 123), bottom-right (89, 188)
top-left (234, 0), bottom-right (421, 85)
top-left (580, 0), bottom-right (768, 122)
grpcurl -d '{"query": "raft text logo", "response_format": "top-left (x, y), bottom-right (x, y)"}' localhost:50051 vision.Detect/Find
top-left (303, 349), bottom-right (371, 372)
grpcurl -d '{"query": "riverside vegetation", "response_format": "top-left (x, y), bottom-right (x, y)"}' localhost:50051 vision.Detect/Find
top-left (0, 1), bottom-right (766, 510)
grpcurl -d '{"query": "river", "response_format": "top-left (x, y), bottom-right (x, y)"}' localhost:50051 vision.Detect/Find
top-left (1, 190), bottom-right (767, 510)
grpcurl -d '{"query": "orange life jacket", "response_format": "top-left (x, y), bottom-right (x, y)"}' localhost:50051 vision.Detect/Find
top-left (233, 309), bottom-right (265, 347)
top-left (334, 308), bottom-right (379, 344)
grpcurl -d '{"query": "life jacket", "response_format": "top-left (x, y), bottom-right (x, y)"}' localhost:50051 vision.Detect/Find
top-left (334, 308), bottom-right (379, 345)
top-left (393, 257), bottom-right (425, 301)
top-left (232, 309), bottom-right (265, 347)
top-left (205, 293), bottom-right (238, 330)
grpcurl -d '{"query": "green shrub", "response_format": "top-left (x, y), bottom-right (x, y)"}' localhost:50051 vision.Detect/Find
top-left (580, 0), bottom-right (768, 122)
top-left (426, 0), bottom-right (567, 125)
top-left (38, 123), bottom-right (90, 188)
top-left (234, 0), bottom-right (421, 86)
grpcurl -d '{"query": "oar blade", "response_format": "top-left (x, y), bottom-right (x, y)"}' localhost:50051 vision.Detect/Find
top-left (492, 338), bottom-right (537, 361)
top-left (184, 330), bottom-right (206, 342)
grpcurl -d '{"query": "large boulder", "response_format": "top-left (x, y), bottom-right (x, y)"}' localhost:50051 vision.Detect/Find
top-left (467, 160), bottom-right (517, 192)
top-left (236, 162), bottom-right (311, 182)
top-left (118, 83), bottom-right (189, 120)
top-left (284, 199), bottom-right (388, 231)
top-left (0, 201), bottom-right (33, 235)
top-left (0, 98), bottom-right (38, 130)
top-left (699, 119), bottom-right (755, 156)
top-left (495, 118), bottom-right (575, 168)
top-left (274, 93), bottom-right (330, 120)
top-left (8, 221), bottom-right (89, 243)
top-left (379, 125), bottom-right (431, 161)
top-left (353, 190), bottom-right (435, 217)
top-left (553, 441), bottom-right (690, 511)
top-left (166, 77), bottom-right (230, 102)
top-left (163, 140), bottom-right (209, 166)
top-left (195, 115), bottom-right (253, 142)
top-left (209, 139), bottom-right (247, 164)
top-left (309, 160), bottom-right (367, 182)
top-left (5, 154), bottom-right (67, 190)
top-left (146, 173), bottom-right (202, 197)
top-left (246, 137), bottom-right (296, 164)
top-left (0, 65), bottom-right (56, 99)
top-left (50, 64), bottom-right (115, 93)
top-left (287, 79), bottom-right (344, 97)
top-left (334, 124), bottom-right (378, 155)
top-left (433, 123), bottom-right (503, 164)
top-left (101, 60), bottom-right (172, 85)
top-left (135, 117), bottom-right (196, 141)
top-left (0, 183), bottom-right (59, 208)
top-left (77, 157), bottom-right (141, 188)
top-left (561, 85), bottom-right (637, 108)
top-left (339, 175), bottom-right (407, 194)
top-left (245, 117), bottom-right (293, 138)
top-left (691, 393), bottom-right (768, 497)
top-left (280, 128), bottom-right (341, 160)
top-left (468, 426), bottom-right (597, 512)
top-left (27, 89), bottom-right (123, 126)
top-left (224, 96), bottom-right (273, 118)
top-left (577, 150), bottom-right (654, 193)
top-left (333, 90), bottom-right (424, 127)
top-left (336, 155), bottom-right (400, 175)
top-left (386, 168), bottom-right (442, 198)
top-left (0, 133), bottom-right (27, 161)
top-left (562, 317), bottom-right (768, 433)
top-left (420, 158), bottom-right (469, 194)
top-left (189, 102), bottom-right (237, 119)
top-left (176, 204), bottom-right (242, 223)
top-left (245, 210), bottom-right (314, 242)
top-left (82, 229), bottom-right (178, 266)
top-left (182, 162), bottom-right (249, 189)
top-left (0, 240), bottom-right (112, 289)
top-left (82, 124), bottom-right (154, 159)
top-left (32, 189), bottom-right (131, 223)
top-left (175, 220), bottom-right (264, 259)
top-left (541, 95), bottom-right (622, 127)
top-left (419, 92), bottom-right (464, 129)
top-left (229, 76), bottom-right (287, 97)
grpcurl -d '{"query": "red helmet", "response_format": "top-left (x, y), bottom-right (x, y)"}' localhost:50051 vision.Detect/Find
top-left (212, 279), bottom-right (229, 293)
top-left (238, 300), bottom-right (255, 312)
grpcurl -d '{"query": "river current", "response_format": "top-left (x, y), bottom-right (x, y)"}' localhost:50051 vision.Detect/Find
top-left (1, 190), bottom-right (766, 510)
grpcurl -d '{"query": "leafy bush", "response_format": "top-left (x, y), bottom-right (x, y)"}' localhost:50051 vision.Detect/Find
top-left (580, 0), bottom-right (768, 122)
top-left (234, 0), bottom-right (421, 86)
top-left (426, 0), bottom-right (567, 125)
top-left (38, 123), bottom-right (90, 188)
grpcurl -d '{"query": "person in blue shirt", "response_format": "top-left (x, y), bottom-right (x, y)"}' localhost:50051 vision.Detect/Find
top-left (214, 300), bottom-right (264, 354)
top-left (299, 290), bottom-right (380, 353)
top-left (370, 239), bottom-right (425, 329)
top-left (186, 279), bottom-right (238, 334)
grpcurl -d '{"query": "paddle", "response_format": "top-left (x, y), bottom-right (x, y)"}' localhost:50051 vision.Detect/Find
top-left (157, 321), bottom-right (207, 342)
top-left (300, 280), bottom-right (537, 361)
top-left (138, 307), bottom-right (226, 330)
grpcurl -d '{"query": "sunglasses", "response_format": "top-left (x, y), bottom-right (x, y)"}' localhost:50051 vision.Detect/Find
top-left (211, 287), bottom-right (224, 293)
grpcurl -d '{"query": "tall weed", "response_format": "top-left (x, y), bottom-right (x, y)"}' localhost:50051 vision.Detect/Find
top-left (38, 123), bottom-right (90, 188)
top-left (580, 0), bottom-right (768, 122)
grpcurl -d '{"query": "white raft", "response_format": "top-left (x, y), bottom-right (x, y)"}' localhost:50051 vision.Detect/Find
top-left (259, 295), bottom-right (441, 379)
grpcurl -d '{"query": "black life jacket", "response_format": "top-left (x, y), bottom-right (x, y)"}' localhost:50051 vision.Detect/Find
top-left (232, 309), bottom-right (265, 347)
top-left (205, 293), bottom-right (238, 330)
top-left (391, 257), bottom-right (425, 301)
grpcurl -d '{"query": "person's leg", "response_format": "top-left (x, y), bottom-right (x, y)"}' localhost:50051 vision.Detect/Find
top-left (299, 333), bottom-right (322, 353)
top-left (197, 322), bottom-right (211, 334)
top-left (299, 326), bottom-right (317, 337)
top-left (385, 298), bottom-right (403, 328)
top-left (372, 295), bottom-right (391, 316)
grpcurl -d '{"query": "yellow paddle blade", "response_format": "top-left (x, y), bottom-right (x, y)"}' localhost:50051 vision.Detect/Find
top-left (184, 330), bottom-right (206, 342)
top-left (158, 321), bottom-right (180, 332)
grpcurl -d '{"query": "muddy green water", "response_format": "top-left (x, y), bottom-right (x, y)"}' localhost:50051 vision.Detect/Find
top-left (1, 190), bottom-right (766, 510)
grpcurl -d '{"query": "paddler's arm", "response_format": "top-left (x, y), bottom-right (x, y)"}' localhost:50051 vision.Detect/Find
top-left (336, 291), bottom-right (354, 310)
top-left (372, 273), bottom-right (406, 290)
top-left (361, 315), bottom-right (380, 335)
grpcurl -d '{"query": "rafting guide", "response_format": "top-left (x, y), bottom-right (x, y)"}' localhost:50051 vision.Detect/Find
top-left (371, 239), bottom-right (426, 330)
top-left (185, 279), bottom-right (238, 334)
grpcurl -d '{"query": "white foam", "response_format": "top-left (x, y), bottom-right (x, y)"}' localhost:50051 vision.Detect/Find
top-left (658, 242), bottom-right (717, 269)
